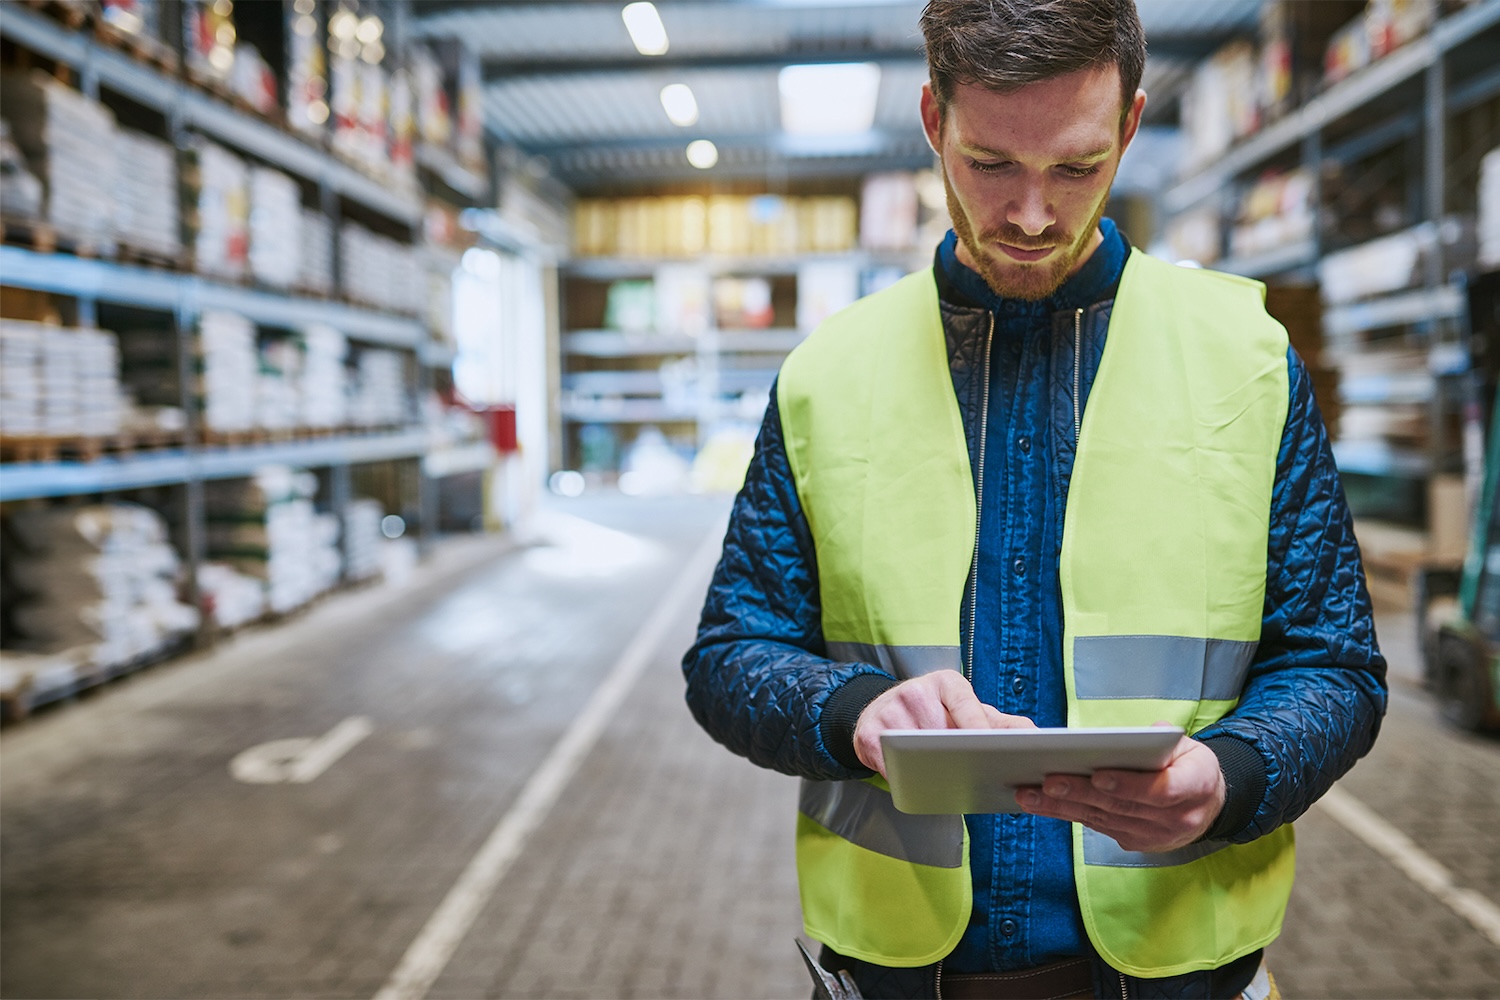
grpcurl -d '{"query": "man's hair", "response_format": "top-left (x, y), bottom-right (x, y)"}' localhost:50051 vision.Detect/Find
top-left (920, 0), bottom-right (1146, 121)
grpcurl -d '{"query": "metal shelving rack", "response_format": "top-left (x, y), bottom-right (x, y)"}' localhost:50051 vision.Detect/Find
top-left (1162, 0), bottom-right (1500, 496)
top-left (0, 2), bottom-right (487, 667)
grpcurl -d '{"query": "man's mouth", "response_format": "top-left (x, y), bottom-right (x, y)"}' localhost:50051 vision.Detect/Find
top-left (995, 242), bottom-right (1055, 262)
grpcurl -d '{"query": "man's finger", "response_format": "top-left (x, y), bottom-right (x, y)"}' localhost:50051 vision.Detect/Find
top-left (937, 671), bottom-right (992, 729)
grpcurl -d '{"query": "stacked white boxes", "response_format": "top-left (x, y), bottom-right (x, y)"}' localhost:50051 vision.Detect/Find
top-left (114, 129), bottom-right (181, 259)
top-left (248, 166), bottom-right (302, 289)
top-left (350, 349), bottom-right (406, 428)
top-left (0, 72), bottom-right (118, 250)
top-left (299, 324), bottom-right (348, 429)
top-left (343, 498), bottom-right (385, 581)
top-left (191, 139), bottom-right (250, 281)
top-left (256, 338), bottom-right (301, 433)
top-left (298, 208), bottom-right (335, 295)
top-left (204, 467), bottom-right (342, 615)
top-left (196, 562), bottom-right (267, 630)
top-left (0, 320), bottom-right (124, 438)
top-left (199, 310), bottom-right (258, 433)
top-left (2, 504), bottom-right (199, 674)
top-left (1481, 146), bottom-right (1500, 270)
top-left (0, 322), bottom-right (43, 437)
top-left (340, 222), bottom-right (424, 314)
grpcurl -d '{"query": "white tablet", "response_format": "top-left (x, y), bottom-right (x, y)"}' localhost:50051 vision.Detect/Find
top-left (880, 726), bottom-right (1184, 815)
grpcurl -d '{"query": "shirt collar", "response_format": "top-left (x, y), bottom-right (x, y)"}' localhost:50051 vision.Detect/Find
top-left (937, 217), bottom-right (1128, 315)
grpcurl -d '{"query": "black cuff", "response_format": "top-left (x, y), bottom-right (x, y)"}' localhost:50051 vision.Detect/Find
top-left (1200, 735), bottom-right (1268, 842)
top-left (819, 672), bottom-right (899, 771)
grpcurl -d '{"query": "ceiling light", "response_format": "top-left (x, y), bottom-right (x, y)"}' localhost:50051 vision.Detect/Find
top-left (660, 84), bottom-right (699, 127)
top-left (622, 2), bottom-right (669, 56)
top-left (356, 15), bottom-right (383, 44)
top-left (778, 62), bottom-right (881, 136)
top-left (686, 139), bottom-right (718, 169)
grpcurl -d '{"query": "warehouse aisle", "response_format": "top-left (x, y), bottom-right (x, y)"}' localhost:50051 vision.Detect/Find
top-left (0, 494), bottom-right (801, 1000)
top-left (5, 494), bottom-right (1500, 1000)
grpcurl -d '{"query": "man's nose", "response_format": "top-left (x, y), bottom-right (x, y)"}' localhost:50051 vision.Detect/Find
top-left (1007, 181), bottom-right (1053, 237)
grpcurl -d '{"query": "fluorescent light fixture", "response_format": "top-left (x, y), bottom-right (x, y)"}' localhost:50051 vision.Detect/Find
top-left (778, 62), bottom-right (881, 135)
top-left (622, 2), bottom-right (669, 56)
top-left (686, 139), bottom-right (719, 169)
top-left (660, 84), bottom-right (699, 126)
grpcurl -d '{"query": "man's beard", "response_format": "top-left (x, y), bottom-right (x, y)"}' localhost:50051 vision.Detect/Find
top-left (944, 164), bottom-right (1109, 302)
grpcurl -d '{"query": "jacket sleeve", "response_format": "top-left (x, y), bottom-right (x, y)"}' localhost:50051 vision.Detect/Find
top-left (682, 381), bottom-right (897, 780)
top-left (1197, 347), bottom-right (1389, 841)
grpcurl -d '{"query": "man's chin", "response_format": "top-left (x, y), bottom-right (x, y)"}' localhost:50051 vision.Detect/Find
top-left (978, 259), bottom-right (1068, 301)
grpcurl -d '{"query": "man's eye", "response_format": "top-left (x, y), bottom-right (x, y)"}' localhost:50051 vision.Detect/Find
top-left (968, 159), bottom-right (1008, 173)
top-left (1060, 164), bottom-right (1100, 178)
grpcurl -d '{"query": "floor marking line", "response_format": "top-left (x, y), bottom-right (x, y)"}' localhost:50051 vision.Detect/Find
top-left (1318, 785), bottom-right (1500, 948)
top-left (373, 523), bottom-right (727, 1000)
top-left (288, 716), bottom-right (375, 784)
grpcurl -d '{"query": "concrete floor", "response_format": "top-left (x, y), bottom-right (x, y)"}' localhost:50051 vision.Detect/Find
top-left (2, 493), bottom-right (1497, 999)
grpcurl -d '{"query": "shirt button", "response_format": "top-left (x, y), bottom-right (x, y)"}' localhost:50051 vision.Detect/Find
top-left (1012, 675), bottom-right (1026, 696)
top-left (1012, 557), bottom-right (1027, 576)
top-left (1000, 918), bottom-right (1019, 938)
top-left (1018, 436), bottom-right (1031, 454)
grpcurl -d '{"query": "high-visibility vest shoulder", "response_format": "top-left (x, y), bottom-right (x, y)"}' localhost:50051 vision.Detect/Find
top-left (777, 249), bottom-right (1294, 976)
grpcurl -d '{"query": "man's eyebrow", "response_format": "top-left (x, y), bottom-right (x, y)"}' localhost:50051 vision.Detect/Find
top-left (960, 142), bottom-right (1115, 162)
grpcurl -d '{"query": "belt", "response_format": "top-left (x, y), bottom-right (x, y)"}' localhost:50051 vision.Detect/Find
top-left (938, 956), bottom-right (1094, 1000)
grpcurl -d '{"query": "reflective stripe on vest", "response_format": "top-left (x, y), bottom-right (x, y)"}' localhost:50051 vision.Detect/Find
top-left (779, 250), bottom-right (1294, 974)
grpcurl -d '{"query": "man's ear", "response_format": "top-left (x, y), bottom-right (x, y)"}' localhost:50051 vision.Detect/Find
top-left (1119, 88), bottom-right (1147, 153)
top-left (920, 81), bottom-right (943, 156)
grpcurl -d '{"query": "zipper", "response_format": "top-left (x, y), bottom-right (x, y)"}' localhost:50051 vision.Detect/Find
top-left (934, 958), bottom-right (944, 999)
top-left (1073, 307), bottom-right (1084, 444)
top-left (1118, 969), bottom-right (1129, 1000)
top-left (965, 311), bottom-right (997, 681)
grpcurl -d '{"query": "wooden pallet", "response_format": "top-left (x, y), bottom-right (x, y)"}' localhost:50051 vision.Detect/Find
top-left (116, 242), bottom-right (185, 272)
top-left (0, 216), bottom-right (105, 259)
top-left (21, 0), bottom-right (91, 30)
top-left (94, 19), bottom-right (179, 76)
top-left (0, 430), bottom-right (185, 464)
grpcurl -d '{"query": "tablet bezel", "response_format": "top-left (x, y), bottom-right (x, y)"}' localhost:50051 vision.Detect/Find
top-left (880, 726), bottom-right (1184, 815)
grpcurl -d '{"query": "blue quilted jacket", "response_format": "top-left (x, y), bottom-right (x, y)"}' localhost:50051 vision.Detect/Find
top-left (683, 226), bottom-right (1388, 998)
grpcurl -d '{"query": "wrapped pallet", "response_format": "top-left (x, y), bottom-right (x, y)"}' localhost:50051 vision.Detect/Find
top-left (189, 139), bottom-right (249, 281)
top-left (0, 503), bottom-right (199, 675)
top-left (248, 166), bottom-right (302, 289)
top-left (0, 72), bottom-right (118, 251)
top-left (298, 208), bottom-right (335, 295)
top-left (199, 310), bottom-right (257, 434)
top-left (343, 498), bottom-right (385, 581)
top-left (299, 324), bottom-right (348, 429)
top-left (0, 320), bottom-right (124, 439)
top-left (114, 129), bottom-right (181, 260)
top-left (349, 348), bottom-right (406, 428)
top-left (196, 562), bottom-right (266, 630)
top-left (204, 466), bottom-right (342, 615)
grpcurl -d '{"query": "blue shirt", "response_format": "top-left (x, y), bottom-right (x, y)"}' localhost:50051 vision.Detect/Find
top-left (940, 220), bottom-right (1129, 971)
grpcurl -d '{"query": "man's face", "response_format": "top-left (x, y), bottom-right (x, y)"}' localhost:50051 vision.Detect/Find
top-left (920, 66), bottom-right (1145, 301)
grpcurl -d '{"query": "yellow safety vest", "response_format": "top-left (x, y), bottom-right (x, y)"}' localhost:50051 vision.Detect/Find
top-left (777, 249), bottom-right (1295, 977)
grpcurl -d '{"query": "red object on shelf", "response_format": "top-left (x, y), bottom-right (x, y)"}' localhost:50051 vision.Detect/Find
top-left (482, 405), bottom-right (518, 453)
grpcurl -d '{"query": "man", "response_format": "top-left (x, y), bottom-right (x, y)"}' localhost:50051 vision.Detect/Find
top-left (682, 1), bottom-right (1387, 997)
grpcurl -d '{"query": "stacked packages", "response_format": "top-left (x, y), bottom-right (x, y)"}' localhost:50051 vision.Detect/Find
top-left (349, 349), bottom-right (407, 428)
top-left (340, 223), bottom-right (425, 314)
top-left (199, 310), bottom-right (258, 433)
top-left (299, 324), bottom-right (348, 429)
top-left (0, 504), bottom-right (199, 675)
top-left (190, 139), bottom-right (250, 281)
top-left (114, 129), bottom-right (181, 259)
top-left (204, 466), bottom-right (342, 615)
top-left (0, 71), bottom-right (118, 250)
top-left (248, 167), bottom-right (303, 289)
top-left (0, 320), bottom-right (124, 438)
top-left (298, 209), bottom-right (336, 295)
top-left (342, 498), bottom-right (386, 582)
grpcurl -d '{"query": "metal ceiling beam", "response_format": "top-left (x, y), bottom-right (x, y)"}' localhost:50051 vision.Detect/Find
top-left (523, 126), bottom-right (929, 158)
top-left (483, 46), bottom-right (922, 79)
top-left (479, 36), bottom-right (1220, 79)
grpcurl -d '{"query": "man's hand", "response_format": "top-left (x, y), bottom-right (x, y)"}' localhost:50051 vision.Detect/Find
top-left (1015, 728), bottom-right (1226, 853)
top-left (852, 669), bottom-right (1036, 776)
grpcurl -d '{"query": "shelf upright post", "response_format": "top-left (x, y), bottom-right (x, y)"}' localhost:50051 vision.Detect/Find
top-left (1425, 54), bottom-right (1450, 475)
top-left (1301, 129), bottom-right (1323, 271)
